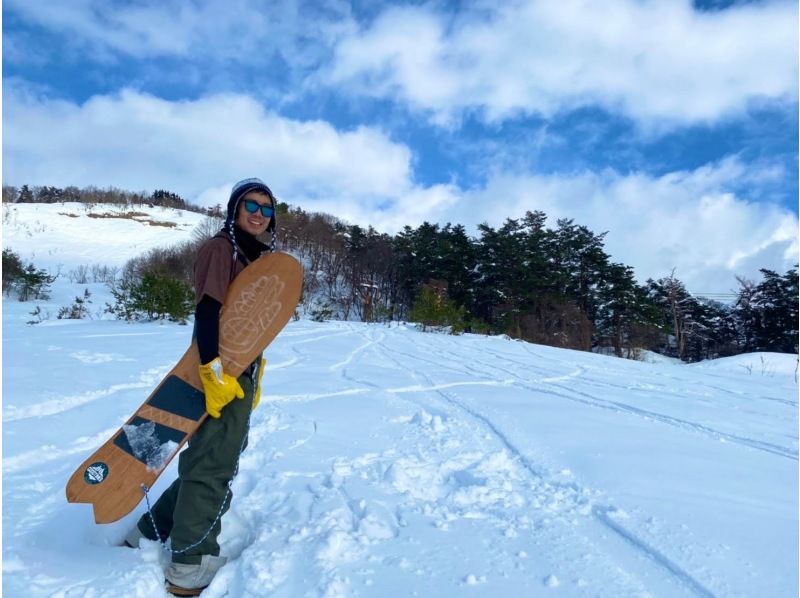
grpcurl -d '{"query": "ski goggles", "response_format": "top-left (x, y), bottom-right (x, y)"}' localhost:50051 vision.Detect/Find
top-left (242, 198), bottom-right (275, 218)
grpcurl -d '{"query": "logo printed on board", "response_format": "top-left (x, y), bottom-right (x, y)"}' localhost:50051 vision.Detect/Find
top-left (84, 462), bottom-right (109, 485)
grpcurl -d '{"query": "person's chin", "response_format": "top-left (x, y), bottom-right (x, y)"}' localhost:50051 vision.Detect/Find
top-left (241, 223), bottom-right (262, 235)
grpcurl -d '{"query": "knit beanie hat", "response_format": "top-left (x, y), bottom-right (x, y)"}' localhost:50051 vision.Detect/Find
top-left (225, 177), bottom-right (278, 255)
top-left (226, 177), bottom-right (277, 235)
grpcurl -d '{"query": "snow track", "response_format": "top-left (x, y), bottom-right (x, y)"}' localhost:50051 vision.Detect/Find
top-left (371, 332), bottom-right (723, 597)
top-left (4, 318), bottom-right (798, 597)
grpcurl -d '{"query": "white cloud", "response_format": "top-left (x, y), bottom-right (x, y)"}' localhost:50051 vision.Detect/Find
top-left (3, 0), bottom-right (354, 69)
top-left (3, 86), bottom-right (795, 294)
top-left (325, 0), bottom-right (798, 127)
top-left (8, 1), bottom-right (795, 129)
top-left (2, 84), bottom-right (444, 217)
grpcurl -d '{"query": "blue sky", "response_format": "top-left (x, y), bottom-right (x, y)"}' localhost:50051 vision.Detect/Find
top-left (3, 0), bottom-right (798, 294)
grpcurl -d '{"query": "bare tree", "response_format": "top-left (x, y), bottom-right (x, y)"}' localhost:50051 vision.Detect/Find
top-left (191, 215), bottom-right (225, 246)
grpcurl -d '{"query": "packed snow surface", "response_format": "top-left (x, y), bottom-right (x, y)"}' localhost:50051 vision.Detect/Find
top-left (3, 301), bottom-right (798, 597)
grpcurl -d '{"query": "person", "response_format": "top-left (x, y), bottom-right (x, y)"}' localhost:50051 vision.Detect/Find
top-left (123, 177), bottom-right (277, 596)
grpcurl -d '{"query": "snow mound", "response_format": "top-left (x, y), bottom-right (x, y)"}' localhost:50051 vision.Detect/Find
top-left (690, 352), bottom-right (798, 377)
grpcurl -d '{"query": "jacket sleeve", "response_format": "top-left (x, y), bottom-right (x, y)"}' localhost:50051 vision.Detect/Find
top-left (193, 237), bottom-right (233, 364)
top-left (193, 237), bottom-right (234, 305)
top-left (195, 295), bottom-right (222, 364)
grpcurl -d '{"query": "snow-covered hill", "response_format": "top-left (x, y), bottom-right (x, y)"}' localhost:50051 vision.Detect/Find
top-left (2, 202), bottom-right (207, 273)
top-left (2, 203), bottom-right (798, 597)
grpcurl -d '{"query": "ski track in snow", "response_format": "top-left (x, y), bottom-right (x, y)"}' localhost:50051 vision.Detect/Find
top-left (4, 426), bottom-right (121, 475)
top-left (327, 331), bottom-right (383, 372)
top-left (4, 318), bottom-right (798, 597)
top-left (3, 365), bottom-right (171, 422)
top-left (4, 382), bottom-right (149, 422)
top-left (543, 383), bottom-right (797, 461)
top-left (370, 332), bottom-right (720, 597)
top-left (419, 335), bottom-right (797, 461)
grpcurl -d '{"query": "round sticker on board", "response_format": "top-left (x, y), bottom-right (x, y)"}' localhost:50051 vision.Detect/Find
top-left (84, 462), bottom-right (109, 485)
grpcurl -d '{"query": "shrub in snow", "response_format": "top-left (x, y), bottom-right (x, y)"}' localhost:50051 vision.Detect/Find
top-left (58, 289), bottom-right (93, 320)
top-left (106, 272), bottom-right (193, 324)
top-left (26, 305), bottom-right (49, 325)
top-left (409, 286), bottom-right (466, 334)
top-left (2, 248), bottom-right (55, 301)
top-left (310, 299), bottom-right (335, 322)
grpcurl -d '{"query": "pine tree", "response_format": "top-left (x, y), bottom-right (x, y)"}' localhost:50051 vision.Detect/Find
top-left (58, 288), bottom-right (93, 319)
top-left (409, 286), bottom-right (466, 333)
top-left (2, 248), bottom-right (25, 294)
top-left (391, 226), bottom-right (417, 318)
top-left (733, 276), bottom-right (759, 352)
top-left (438, 223), bottom-right (477, 315)
top-left (474, 219), bottom-right (527, 334)
top-left (551, 218), bottom-right (610, 328)
top-left (596, 263), bottom-right (658, 357)
top-left (17, 264), bottom-right (55, 301)
top-left (646, 273), bottom-right (696, 360)
top-left (751, 266), bottom-right (799, 353)
top-left (18, 185), bottom-right (34, 203)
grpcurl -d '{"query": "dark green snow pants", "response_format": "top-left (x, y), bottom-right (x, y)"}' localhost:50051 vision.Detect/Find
top-left (135, 368), bottom-right (257, 564)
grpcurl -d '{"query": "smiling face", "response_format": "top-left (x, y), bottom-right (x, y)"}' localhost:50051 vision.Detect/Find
top-left (235, 191), bottom-right (273, 237)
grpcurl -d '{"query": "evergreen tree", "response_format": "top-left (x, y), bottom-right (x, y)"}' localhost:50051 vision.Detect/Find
top-left (36, 186), bottom-right (62, 203)
top-left (58, 288), bottom-right (93, 319)
top-left (391, 225), bottom-right (417, 318)
top-left (596, 263), bottom-right (659, 357)
top-left (18, 185), bottom-right (34, 203)
top-left (437, 223), bottom-right (477, 314)
top-left (107, 272), bottom-right (193, 323)
top-left (409, 286), bottom-right (466, 333)
top-left (17, 264), bottom-right (55, 301)
top-left (474, 219), bottom-right (527, 333)
top-left (732, 276), bottom-right (759, 352)
top-left (751, 266), bottom-right (799, 353)
top-left (2, 248), bottom-right (25, 294)
top-left (551, 218), bottom-right (610, 327)
top-left (150, 189), bottom-right (186, 209)
top-left (681, 298), bottom-right (718, 362)
top-left (713, 306), bottom-right (741, 357)
top-left (412, 222), bottom-right (444, 279)
top-left (646, 273), bottom-right (695, 360)
top-left (2, 249), bottom-right (55, 300)
top-left (518, 211), bottom-right (554, 298)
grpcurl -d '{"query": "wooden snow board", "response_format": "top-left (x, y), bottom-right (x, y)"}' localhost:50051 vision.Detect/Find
top-left (66, 251), bottom-right (303, 524)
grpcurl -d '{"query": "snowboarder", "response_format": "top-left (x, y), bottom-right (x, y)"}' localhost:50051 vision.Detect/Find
top-left (123, 177), bottom-right (278, 596)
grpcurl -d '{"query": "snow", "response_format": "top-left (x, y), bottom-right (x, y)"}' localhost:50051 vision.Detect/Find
top-left (2, 202), bottom-right (206, 272)
top-left (122, 422), bottom-right (179, 472)
top-left (2, 205), bottom-right (798, 597)
top-left (4, 312), bottom-right (797, 597)
top-left (688, 352), bottom-right (799, 377)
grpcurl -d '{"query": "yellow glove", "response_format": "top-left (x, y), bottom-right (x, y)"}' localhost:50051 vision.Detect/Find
top-left (198, 357), bottom-right (245, 418)
top-left (253, 358), bottom-right (266, 410)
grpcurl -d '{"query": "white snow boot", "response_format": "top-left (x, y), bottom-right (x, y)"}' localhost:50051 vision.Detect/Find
top-left (122, 524), bottom-right (146, 548)
top-left (165, 555), bottom-right (227, 596)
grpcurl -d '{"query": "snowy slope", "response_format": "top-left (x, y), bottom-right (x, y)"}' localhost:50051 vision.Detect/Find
top-left (2, 202), bottom-right (207, 272)
top-left (3, 307), bottom-right (798, 597)
top-left (2, 205), bottom-right (799, 597)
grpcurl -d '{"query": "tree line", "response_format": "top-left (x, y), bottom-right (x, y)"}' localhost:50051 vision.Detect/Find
top-left (2, 184), bottom-right (217, 215)
top-left (4, 185), bottom-right (797, 361)
top-left (278, 207), bottom-right (797, 362)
